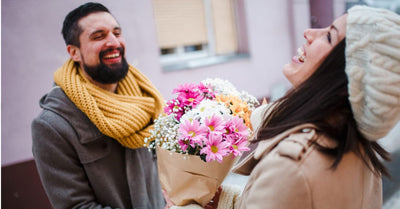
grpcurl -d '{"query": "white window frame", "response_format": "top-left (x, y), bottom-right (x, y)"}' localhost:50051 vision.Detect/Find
top-left (157, 0), bottom-right (249, 71)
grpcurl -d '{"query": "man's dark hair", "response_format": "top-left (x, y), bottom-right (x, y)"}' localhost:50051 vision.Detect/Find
top-left (62, 2), bottom-right (110, 47)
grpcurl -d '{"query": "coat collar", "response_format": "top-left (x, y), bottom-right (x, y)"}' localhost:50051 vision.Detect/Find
top-left (253, 124), bottom-right (318, 159)
top-left (232, 123), bottom-right (318, 175)
top-left (40, 86), bottom-right (104, 144)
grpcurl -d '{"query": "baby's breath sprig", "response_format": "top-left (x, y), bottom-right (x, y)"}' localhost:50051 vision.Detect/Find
top-left (144, 114), bottom-right (182, 153)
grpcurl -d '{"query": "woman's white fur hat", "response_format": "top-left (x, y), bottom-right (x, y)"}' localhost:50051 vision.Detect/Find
top-left (346, 6), bottom-right (400, 141)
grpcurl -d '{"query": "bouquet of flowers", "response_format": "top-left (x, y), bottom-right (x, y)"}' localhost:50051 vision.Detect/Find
top-left (145, 78), bottom-right (259, 206)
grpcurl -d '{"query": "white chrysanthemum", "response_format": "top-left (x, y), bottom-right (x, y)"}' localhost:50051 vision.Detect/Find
top-left (180, 100), bottom-right (231, 124)
top-left (179, 109), bottom-right (199, 123)
top-left (202, 78), bottom-right (240, 97)
top-left (239, 90), bottom-right (259, 109)
top-left (202, 78), bottom-right (259, 109)
top-left (197, 101), bottom-right (230, 120)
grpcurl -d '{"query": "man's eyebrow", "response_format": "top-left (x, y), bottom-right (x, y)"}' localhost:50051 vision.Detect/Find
top-left (89, 29), bottom-right (105, 37)
top-left (89, 26), bottom-right (121, 38)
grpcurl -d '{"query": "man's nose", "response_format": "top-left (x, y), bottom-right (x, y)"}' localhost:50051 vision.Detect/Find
top-left (105, 33), bottom-right (120, 47)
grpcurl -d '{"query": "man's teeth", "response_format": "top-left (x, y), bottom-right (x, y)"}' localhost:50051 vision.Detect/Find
top-left (297, 48), bottom-right (306, 62)
top-left (104, 53), bottom-right (120, 59)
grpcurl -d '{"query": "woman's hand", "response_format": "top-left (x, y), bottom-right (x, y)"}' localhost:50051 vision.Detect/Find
top-left (163, 189), bottom-right (175, 209)
top-left (204, 186), bottom-right (222, 209)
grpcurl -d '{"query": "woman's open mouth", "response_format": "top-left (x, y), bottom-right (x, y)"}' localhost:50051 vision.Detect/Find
top-left (297, 47), bottom-right (306, 63)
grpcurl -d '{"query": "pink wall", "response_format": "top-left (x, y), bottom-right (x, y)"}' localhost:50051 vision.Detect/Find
top-left (2, 0), bottom-right (318, 165)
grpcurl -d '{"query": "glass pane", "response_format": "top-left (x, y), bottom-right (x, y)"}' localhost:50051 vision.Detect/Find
top-left (184, 44), bottom-right (204, 52)
top-left (160, 47), bottom-right (177, 55)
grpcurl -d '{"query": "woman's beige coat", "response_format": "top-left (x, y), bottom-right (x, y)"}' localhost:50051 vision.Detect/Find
top-left (232, 104), bottom-right (382, 209)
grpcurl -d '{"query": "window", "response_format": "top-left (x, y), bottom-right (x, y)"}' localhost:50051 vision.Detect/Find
top-left (153, 0), bottom-right (248, 71)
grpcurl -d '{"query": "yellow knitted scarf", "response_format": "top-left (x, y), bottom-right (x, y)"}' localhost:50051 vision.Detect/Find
top-left (54, 59), bottom-right (164, 149)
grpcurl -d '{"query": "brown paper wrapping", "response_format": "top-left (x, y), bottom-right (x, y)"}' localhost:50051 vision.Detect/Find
top-left (156, 146), bottom-right (237, 206)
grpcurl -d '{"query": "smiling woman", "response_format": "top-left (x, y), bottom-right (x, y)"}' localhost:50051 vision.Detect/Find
top-left (283, 14), bottom-right (347, 87)
top-left (230, 5), bottom-right (400, 209)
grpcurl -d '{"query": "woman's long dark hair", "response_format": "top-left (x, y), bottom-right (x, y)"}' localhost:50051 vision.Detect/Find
top-left (256, 39), bottom-right (390, 177)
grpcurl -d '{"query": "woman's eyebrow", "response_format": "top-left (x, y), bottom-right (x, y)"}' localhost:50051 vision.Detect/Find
top-left (329, 24), bottom-right (340, 42)
top-left (330, 24), bottom-right (339, 33)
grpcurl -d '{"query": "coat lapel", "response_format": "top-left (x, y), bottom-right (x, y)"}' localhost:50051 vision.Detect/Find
top-left (232, 123), bottom-right (317, 175)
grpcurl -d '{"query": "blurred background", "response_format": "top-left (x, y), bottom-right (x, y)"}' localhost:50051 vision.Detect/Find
top-left (2, 0), bottom-right (399, 208)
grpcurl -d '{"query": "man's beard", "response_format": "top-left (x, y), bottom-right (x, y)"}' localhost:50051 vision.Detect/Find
top-left (82, 47), bottom-right (129, 84)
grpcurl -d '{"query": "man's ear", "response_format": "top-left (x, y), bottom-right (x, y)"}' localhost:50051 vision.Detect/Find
top-left (67, 45), bottom-right (81, 62)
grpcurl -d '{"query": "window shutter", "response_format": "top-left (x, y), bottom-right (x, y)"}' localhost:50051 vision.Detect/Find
top-left (211, 0), bottom-right (238, 54)
top-left (153, 0), bottom-right (208, 48)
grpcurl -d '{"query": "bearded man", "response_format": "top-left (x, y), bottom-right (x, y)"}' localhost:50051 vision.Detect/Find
top-left (31, 3), bottom-right (165, 209)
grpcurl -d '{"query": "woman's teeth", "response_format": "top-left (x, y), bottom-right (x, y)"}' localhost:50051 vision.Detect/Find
top-left (297, 48), bottom-right (306, 62)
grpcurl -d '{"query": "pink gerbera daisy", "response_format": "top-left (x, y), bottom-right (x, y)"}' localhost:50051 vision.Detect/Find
top-left (177, 90), bottom-right (203, 108)
top-left (200, 132), bottom-right (230, 163)
top-left (227, 136), bottom-right (250, 157)
top-left (178, 119), bottom-right (208, 151)
top-left (164, 98), bottom-right (185, 120)
top-left (173, 83), bottom-right (197, 94)
top-left (198, 82), bottom-right (215, 99)
top-left (204, 114), bottom-right (225, 134)
top-left (225, 116), bottom-right (249, 139)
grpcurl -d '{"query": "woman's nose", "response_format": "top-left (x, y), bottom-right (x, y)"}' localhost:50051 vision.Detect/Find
top-left (304, 29), bottom-right (314, 43)
top-left (304, 28), bottom-right (327, 44)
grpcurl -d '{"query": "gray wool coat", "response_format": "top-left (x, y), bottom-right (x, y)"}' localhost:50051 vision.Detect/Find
top-left (32, 86), bottom-right (165, 209)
